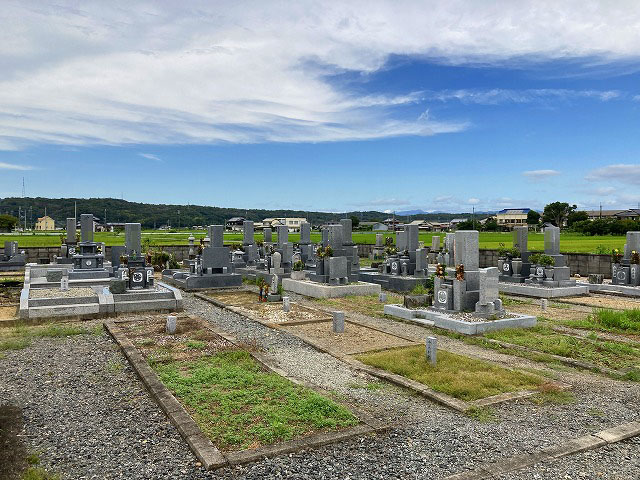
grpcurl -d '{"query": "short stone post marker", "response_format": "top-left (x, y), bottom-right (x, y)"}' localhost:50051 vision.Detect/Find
top-left (282, 296), bottom-right (290, 312)
top-left (426, 336), bottom-right (437, 366)
top-left (60, 274), bottom-right (69, 291)
top-left (541, 298), bottom-right (548, 311)
top-left (379, 293), bottom-right (387, 303)
top-left (166, 314), bottom-right (177, 334)
top-left (332, 311), bottom-right (345, 333)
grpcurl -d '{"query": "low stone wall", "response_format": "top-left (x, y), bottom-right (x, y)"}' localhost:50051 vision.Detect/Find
top-left (18, 244), bottom-right (613, 278)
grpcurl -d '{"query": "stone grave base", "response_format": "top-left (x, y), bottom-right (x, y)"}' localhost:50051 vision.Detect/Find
top-left (162, 269), bottom-right (242, 290)
top-left (499, 282), bottom-right (589, 298)
top-left (383, 304), bottom-right (537, 335)
top-left (19, 282), bottom-right (182, 319)
top-left (27, 263), bottom-right (113, 288)
top-left (579, 282), bottom-right (640, 297)
top-left (0, 260), bottom-right (26, 272)
top-left (282, 278), bottom-right (381, 299)
top-left (234, 267), bottom-right (290, 285)
top-left (358, 270), bottom-right (428, 292)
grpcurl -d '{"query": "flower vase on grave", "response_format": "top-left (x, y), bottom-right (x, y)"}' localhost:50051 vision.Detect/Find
top-left (544, 268), bottom-right (554, 280)
top-left (512, 259), bottom-right (523, 276)
top-left (497, 257), bottom-right (505, 273)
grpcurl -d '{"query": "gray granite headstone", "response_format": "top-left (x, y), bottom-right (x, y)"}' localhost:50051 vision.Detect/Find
top-left (329, 256), bottom-right (348, 280)
top-left (80, 214), bottom-right (94, 242)
top-left (202, 246), bottom-right (230, 270)
top-left (396, 230), bottom-right (407, 252)
top-left (276, 225), bottom-right (288, 247)
top-left (321, 229), bottom-right (329, 247)
top-left (327, 225), bottom-right (344, 250)
top-left (300, 222), bottom-right (311, 244)
top-left (208, 225), bottom-right (224, 248)
top-left (340, 219), bottom-right (353, 245)
top-left (478, 267), bottom-right (499, 305)
top-left (125, 223), bottom-right (141, 256)
top-left (375, 234), bottom-right (383, 247)
top-left (453, 230), bottom-right (479, 270)
top-left (405, 225), bottom-right (419, 251)
top-left (66, 218), bottom-right (76, 243)
top-left (624, 231), bottom-right (640, 261)
top-left (513, 226), bottom-right (528, 253)
top-left (431, 235), bottom-right (440, 251)
top-left (415, 248), bottom-right (428, 271)
top-left (243, 221), bottom-right (254, 246)
top-left (544, 226), bottom-right (560, 255)
top-left (264, 228), bottom-right (272, 243)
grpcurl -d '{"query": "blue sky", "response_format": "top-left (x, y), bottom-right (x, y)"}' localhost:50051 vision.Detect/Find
top-left (1, 1), bottom-right (640, 213)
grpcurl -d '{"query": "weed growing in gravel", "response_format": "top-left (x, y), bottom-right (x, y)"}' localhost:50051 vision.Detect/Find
top-left (315, 294), bottom-right (403, 318)
top-left (500, 296), bottom-right (532, 307)
top-left (153, 350), bottom-right (358, 450)
top-left (106, 359), bottom-right (124, 373)
top-left (0, 337), bottom-right (31, 351)
top-left (465, 406), bottom-right (496, 423)
top-left (185, 340), bottom-right (207, 350)
top-left (530, 391), bottom-right (576, 405)
top-left (356, 346), bottom-right (543, 401)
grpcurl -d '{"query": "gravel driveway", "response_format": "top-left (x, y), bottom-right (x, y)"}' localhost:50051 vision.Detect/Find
top-left (0, 293), bottom-right (638, 479)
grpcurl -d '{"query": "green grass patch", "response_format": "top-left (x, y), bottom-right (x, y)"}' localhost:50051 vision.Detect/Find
top-left (483, 326), bottom-right (640, 371)
top-left (564, 309), bottom-right (640, 335)
top-left (355, 346), bottom-right (543, 401)
top-left (152, 350), bottom-right (357, 450)
top-left (0, 323), bottom-right (98, 353)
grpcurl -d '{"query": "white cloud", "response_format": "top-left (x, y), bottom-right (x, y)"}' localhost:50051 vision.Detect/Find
top-left (139, 153), bottom-right (162, 162)
top-left (633, 95), bottom-right (640, 101)
top-left (428, 89), bottom-right (620, 105)
top-left (523, 169), bottom-right (561, 180)
top-left (0, 161), bottom-right (33, 170)
top-left (585, 164), bottom-right (640, 184)
top-left (467, 198), bottom-right (480, 205)
top-left (1, 1), bottom-right (640, 149)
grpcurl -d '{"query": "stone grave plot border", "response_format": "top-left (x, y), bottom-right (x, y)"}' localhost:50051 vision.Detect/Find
top-left (580, 281), bottom-right (640, 297)
top-left (19, 281), bottom-right (183, 320)
top-left (104, 317), bottom-right (387, 470)
top-left (498, 282), bottom-right (589, 298)
top-left (382, 304), bottom-right (537, 335)
top-left (444, 421), bottom-right (640, 480)
top-left (281, 277), bottom-right (381, 299)
top-left (195, 293), bottom-right (563, 412)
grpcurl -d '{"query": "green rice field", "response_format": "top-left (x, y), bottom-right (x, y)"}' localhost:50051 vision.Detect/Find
top-left (0, 230), bottom-right (625, 253)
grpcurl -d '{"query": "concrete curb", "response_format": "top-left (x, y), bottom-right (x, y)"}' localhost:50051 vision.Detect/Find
top-left (106, 316), bottom-right (387, 470)
top-left (444, 421), bottom-right (640, 479)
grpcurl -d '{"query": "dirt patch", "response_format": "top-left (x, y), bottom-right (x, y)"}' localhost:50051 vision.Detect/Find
top-left (29, 287), bottom-right (96, 299)
top-left (506, 303), bottom-right (590, 322)
top-left (281, 320), bottom-right (417, 355)
top-left (118, 314), bottom-right (238, 362)
top-left (0, 284), bottom-right (21, 306)
top-left (556, 294), bottom-right (640, 311)
top-left (0, 305), bottom-right (18, 320)
top-left (0, 403), bottom-right (27, 480)
top-left (208, 290), bottom-right (330, 323)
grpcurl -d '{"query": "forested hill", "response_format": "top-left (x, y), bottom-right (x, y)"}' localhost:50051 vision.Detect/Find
top-left (0, 197), bottom-right (480, 229)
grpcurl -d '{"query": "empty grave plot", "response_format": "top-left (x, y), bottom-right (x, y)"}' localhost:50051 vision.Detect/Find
top-left (556, 294), bottom-right (640, 311)
top-left (356, 346), bottom-right (545, 402)
top-left (206, 290), bottom-right (331, 324)
top-left (280, 320), bottom-right (417, 355)
top-left (478, 326), bottom-right (640, 375)
top-left (314, 293), bottom-right (404, 318)
top-left (116, 315), bottom-right (359, 453)
top-left (0, 276), bottom-right (21, 321)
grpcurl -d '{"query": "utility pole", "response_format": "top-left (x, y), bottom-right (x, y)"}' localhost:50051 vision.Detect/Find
top-left (104, 208), bottom-right (107, 230)
top-left (599, 203), bottom-right (602, 219)
top-left (472, 206), bottom-right (476, 230)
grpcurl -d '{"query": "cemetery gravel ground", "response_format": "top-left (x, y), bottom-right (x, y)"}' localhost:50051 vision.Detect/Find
top-left (0, 295), bottom-right (637, 479)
